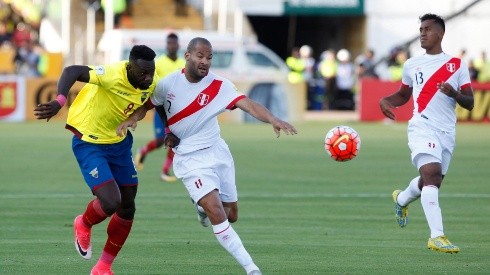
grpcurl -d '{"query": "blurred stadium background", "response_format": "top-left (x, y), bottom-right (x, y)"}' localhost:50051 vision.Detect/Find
top-left (1, 0), bottom-right (490, 123)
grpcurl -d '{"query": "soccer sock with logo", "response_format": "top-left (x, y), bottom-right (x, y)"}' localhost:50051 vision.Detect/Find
top-left (98, 213), bottom-right (133, 266)
top-left (421, 185), bottom-right (444, 238)
top-left (162, 149), bottom-right (174, 174)
top-left (82, 199), bottom-right (109, 227)
top-left (397, 176), bottom-right (422, 206)
top-left (213, 220), bottom-right (259, 273)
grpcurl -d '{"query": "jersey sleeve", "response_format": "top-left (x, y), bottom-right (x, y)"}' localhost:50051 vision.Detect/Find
top-left (87, 65), bottom-right (105, 86)
top-left (221, 79), bottom-right (245, 110)
top-left (401, 59), bottom-right (413, 87)
top-left (87, 63), bottom-right (123, 90)
top-left (150, 75), bottom-right (168, 106)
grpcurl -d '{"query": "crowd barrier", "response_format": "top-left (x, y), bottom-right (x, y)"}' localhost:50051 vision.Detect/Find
top-left (1, 76), bottom-right (88, 122)
top-left (359, 79), bottom-right (490, 122)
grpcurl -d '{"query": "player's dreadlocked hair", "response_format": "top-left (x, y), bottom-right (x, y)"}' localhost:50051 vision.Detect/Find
top-left (129, 45), bottom-right (156, 61)
top-left (420, 13), bottom-right (445, 32)
top-left (187, 37), bottom-right (212, 52)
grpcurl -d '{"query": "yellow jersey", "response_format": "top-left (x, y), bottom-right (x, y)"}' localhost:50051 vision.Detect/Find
top-left (286, 56), bottom-right (305, 84)
top-left (155, 55), bottom-right (185, 79)
top-left (66, 61), bottom-right (157, 144)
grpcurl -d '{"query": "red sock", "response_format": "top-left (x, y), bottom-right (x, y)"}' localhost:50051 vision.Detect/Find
top-left (95, 257), bottom-right (113, 269)
top-left (141, 139), bottom-right (159, 155)
top-left (102, 213), bottom-right (133, 262)
top-left (97, 251), bottom-right (116, 267)
top-left (82, 199), bottom-right (109, 227)
top-left (162, 150), bottom-right (174, 174)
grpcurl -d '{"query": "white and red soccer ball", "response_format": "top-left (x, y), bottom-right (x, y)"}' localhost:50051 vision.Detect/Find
top-left (324, 125), bottom-right (361, 162)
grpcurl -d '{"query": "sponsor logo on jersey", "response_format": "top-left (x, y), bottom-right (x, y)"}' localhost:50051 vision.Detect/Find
top-left (167, 92), bottom-right (175, 100)
top-left (116, 90), bottom-right (130, 96)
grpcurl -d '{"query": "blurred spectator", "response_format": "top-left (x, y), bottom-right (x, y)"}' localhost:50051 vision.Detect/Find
top-left (13, 39), bottom-right (41, 77)
top-left (12, 22), bottom-right (32, 48)
top-left (286, 46), bottom-right (305, 84)
top-left (0, 3), bottom-right (16, 39)
top-left (389, 49), bottom-right (408, 81)
top-left (476, 52), bottom-right (490, 83)
top-left (467, 59), bottom-right (479, 81)
top-left (355, 48), bottom-right (378, 79)
top-left (334, 49), bottom-right (355, 110)
top-left (0, 21), bottom-right (11, 46)
top-left (318, 49), bottom-right (337, 109)
top-left (299, 45), bottom-right (318, 110)
top-left (300, 45), bottom-right (315, 82)
top-left (473, 51), bottom-right (486, 73)
top-left (37, 43), bottom-right (50, 77)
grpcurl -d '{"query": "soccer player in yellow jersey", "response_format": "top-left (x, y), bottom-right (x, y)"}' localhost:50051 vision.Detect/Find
top-left (134, 33), bottom-right (185, 182)
top-left (34, 45), bottom-right (157, 275)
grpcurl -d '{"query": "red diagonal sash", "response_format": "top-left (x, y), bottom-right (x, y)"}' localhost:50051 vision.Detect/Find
top-left (167, 79), bottom-right (223, 125)
top-left (417, 57), bottom-right (460, 112)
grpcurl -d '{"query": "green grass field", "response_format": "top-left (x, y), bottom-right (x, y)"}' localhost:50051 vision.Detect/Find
top-left (1, 120), bottom-right (489, 274)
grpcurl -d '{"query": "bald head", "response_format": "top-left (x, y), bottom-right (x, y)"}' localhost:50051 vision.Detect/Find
top-left (187, 37), bottom-right (212, 53)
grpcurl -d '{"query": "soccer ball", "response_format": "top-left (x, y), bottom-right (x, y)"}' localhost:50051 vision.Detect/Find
top-left (324, 125), bottom-right (361, 162)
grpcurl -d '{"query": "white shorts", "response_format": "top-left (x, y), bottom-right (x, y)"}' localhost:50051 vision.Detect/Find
top-left (407, 119), bottom-right (455, 174)
top-left (173, 138), bottom-right (237, 204)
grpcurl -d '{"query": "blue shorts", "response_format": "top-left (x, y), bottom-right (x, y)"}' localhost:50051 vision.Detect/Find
top-left (72, 132), bottom-right (138, 191)
top-left (153, 110), bottom-right (166, 139)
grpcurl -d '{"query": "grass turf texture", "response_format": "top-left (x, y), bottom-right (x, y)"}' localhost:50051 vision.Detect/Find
top-left (1, 120), bottom-right (489, 274)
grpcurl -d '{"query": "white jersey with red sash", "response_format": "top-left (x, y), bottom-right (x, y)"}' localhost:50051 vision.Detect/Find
top-left (150, 69), bottom-right (245, 154)
top-left (401, 52), bottom-right (471, 132)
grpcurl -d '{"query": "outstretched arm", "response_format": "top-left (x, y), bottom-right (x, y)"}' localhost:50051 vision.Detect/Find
top-left (34, 65), bottom-right (91, 121)
top-left (235, 97), bottom-right (297, 137)
top-left (379, 84), bottom-right (413, 120)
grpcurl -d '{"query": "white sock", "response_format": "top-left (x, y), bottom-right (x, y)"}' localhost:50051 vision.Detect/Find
top-left (421, 185), bottom-right (444, 238)
top-left (213, 220), bottom-right (258, 273)
top-left (397, 176), bottom-right (422, 206)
